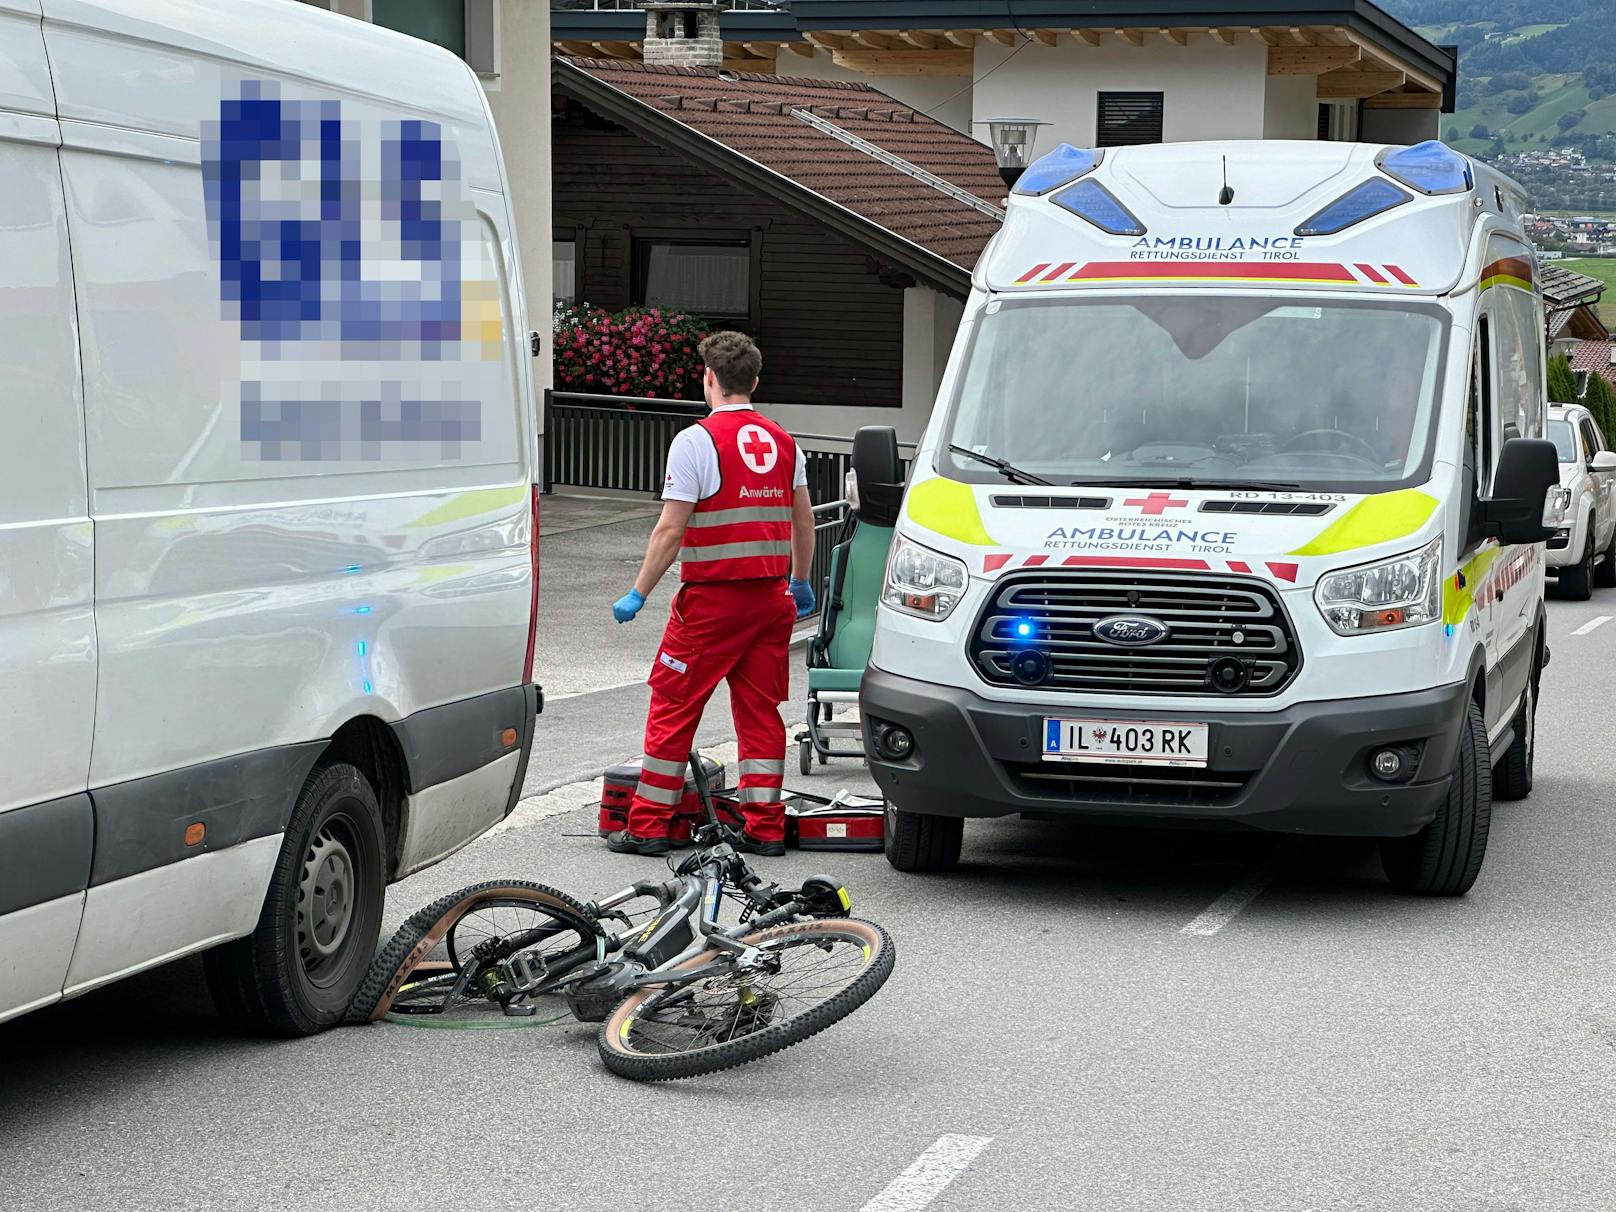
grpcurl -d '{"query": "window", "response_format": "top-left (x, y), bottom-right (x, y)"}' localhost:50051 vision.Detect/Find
top-left (370, 1), bottom-right (499, 76)
top-left (1316, 103), bottom-right (1358, 142)
top-left (1580, 417), bottom-right (1602, 460)
top-left (1096, 92), bottom-right (1163, 148)
top-left (554, 234), bottom-right (578, 308)
top-left (632, 236), bottom-right (751, 320)
top-left (1468, 320), bottom-right (1493, 493)
top-left (373, 0), bottom-right (464, 57)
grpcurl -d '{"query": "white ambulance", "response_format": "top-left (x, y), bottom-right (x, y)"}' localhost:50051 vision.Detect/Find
top-left (855, 140), bottom-right (1560, 896)
top-left (0, 0), bottom-right (540, 1032)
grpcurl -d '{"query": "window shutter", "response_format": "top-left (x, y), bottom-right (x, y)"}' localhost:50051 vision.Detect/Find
top-left (1096, 92), bottom-right (1163, 148)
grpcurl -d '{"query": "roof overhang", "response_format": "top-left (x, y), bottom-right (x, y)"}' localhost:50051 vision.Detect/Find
top-left (551, 1), bottom-right (1454, 108)
top-left (551, 57), bottom-right (973, 298)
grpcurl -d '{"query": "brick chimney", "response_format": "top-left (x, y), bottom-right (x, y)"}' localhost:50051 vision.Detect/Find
top-left (642, 2), bottom-right (724, 69)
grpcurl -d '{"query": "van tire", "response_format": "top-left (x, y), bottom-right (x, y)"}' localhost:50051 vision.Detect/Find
top-left (884, 803), bottom-right (963, 872)
top-left (1378, 700), bottom-right (1491, 897)
top-left (1561, 522), bottom-right (1595, 600)
top-left (1596, 524), bottom-right (1616, 589)
top-left (204, 762), bottom-right (386, 1036)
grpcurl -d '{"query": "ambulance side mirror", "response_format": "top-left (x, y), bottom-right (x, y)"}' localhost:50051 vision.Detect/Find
top-left (849, 426), bottom-right (903, 528)
top-left (1483, 437), bottom-right (1559, 545)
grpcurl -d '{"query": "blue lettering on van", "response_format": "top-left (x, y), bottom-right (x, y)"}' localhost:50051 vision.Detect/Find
top-left (202, 79), bottom-right (492, 461)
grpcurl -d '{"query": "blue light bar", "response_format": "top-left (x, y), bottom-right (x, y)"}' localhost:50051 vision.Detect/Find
top-left (1013, 144), bottom-right (1101, 196)
top-left (1294, 178), bottom-right (1411, 237)
top-left (1051, 178), bottom-right (1146, 237)
top-left (1377, 141), bottom-right (1472, 195)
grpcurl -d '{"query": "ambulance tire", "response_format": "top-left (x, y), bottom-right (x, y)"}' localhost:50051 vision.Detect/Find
top-left (1379, 699), bottom-right (1491, 897)
top-left (884, 804), bottom-right (963, 872)
top-left (1494, 639), bottom-right (1539, 802)
top-left (1561, 521), bottom-right (1595, 600)
top-left (204, 762), bottom-right (386, 1036)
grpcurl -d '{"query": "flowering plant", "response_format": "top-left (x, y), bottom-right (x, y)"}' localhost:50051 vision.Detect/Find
top-left (552, 303), bottom-right (708, 399)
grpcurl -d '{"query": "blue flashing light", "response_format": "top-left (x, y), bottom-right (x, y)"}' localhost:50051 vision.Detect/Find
top-left (1013, 144), bottom-right (1101, 196)
top-left (353, 605), bottom-right (373, 615)
top-left (1295, 178), bottom-right (1411, 237)
top-left (363, 680), bottom-right (373, 695)
top-left (1051, 178), bottom-right (1146, 237)
top-left (1016, 620), bottom-right (1033, 638)
top-left (356, 640), bottom-right (367, 656)
top-left (344, 564), bottom-right (362, 574)
top-left (1378, 141), bottom-right (1473, 196)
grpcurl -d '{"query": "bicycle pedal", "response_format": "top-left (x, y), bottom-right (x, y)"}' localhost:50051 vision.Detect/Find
top-left (504, 1003), bottom-right (538, 1018)
top-left (507, 951), bottom-right (548, 992)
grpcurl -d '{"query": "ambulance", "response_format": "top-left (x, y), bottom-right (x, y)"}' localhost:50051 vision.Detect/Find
top-left (855, 140), bottom-right (1560, 896)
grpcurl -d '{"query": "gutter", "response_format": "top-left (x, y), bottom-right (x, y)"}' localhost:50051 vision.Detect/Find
top-left (552, 57), bottom-right (975, 299)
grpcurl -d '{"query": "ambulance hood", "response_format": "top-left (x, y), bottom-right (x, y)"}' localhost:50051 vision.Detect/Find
top-left (899, 467), bottom-right (1447, 592)
top-left (981, 141), bottom-right (1482, 299)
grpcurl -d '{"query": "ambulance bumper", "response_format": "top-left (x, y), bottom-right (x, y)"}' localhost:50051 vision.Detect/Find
top-left (859, 669), bottom-right (1471, 838)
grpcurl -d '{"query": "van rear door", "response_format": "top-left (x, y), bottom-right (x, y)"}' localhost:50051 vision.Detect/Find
top-left (0, 0), bottom-right (98, 1025)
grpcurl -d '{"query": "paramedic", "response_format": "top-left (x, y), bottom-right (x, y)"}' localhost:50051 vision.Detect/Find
top-left (607, 332), bottom-right (816, 858)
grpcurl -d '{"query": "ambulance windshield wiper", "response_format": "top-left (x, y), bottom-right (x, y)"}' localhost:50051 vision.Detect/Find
top-left (1075, 477), bottom-right (1303, 492)
top-left (948, 444), bottom-right (1051, 486)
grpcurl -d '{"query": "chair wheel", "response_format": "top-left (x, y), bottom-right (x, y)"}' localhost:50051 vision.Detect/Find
top-left (799, 739), bottom-right (814, 777)
top-left (817, 747), bottom-right (828, 765)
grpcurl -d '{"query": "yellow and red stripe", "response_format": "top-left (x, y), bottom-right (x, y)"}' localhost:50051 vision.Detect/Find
top-left (1479, 255), bottom-right (1535, 294)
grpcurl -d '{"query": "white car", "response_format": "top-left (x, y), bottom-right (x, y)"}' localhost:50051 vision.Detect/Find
top-left (1545, 404), bottom-right (1616, 599)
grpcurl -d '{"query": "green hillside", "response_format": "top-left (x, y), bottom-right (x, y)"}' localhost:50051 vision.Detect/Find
top-left (1563, 258), bottom-right (1616, 327)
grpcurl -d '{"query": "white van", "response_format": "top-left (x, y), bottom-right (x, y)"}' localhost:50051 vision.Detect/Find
top-left (0, 0), bottom-right (540, 1033)
top-left (854, 140), bottom-right (1560, 896)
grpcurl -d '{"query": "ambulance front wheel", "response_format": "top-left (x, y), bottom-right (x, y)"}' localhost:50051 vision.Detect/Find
top-left (884, 802), bottom-right (963, 872)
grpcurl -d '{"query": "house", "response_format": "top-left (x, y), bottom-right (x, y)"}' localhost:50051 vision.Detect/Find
top-left (552, 0), bottom-right (1457, 152)
top-left (296, 0), bottom-right (554, 395)
top-left (552, 52), bottom-right (1004, 440)
top-left (1542, 263), bottom-right (1611, 359)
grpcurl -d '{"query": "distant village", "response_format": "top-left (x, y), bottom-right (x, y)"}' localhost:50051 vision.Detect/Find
top-left (1526, 210), bottom-right (1616, 258)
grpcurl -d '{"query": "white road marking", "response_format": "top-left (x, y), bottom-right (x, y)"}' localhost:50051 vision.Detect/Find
top-left (1572, 615), bottom-right (1612, 636)
top-left (860, 1135), bottom-right (993, 1212)
top-left (1179, 871), bottom-right (1277, 937)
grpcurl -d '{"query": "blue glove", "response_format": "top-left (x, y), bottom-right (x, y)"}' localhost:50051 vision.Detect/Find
top-left (789, 577), bottom-right (816, 619)
top-left (613, 588), bottom-right (646, 623)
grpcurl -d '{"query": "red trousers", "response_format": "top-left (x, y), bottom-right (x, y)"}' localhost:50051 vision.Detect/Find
top-left (629, 579), bottom-right (796, 843)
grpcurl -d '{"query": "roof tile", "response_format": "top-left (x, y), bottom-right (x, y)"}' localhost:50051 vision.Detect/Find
top-left (558, 57), bottom-right (1005, 271)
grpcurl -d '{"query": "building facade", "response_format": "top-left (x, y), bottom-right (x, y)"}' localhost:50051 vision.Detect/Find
top-left (552, 1), bottom-right (1457, 155)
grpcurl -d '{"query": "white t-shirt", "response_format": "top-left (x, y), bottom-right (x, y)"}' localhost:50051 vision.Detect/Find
top-left (662, 404), bottom-right (808, 503)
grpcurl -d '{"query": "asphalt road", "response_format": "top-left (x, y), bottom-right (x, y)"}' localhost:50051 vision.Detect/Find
top-left (7, 576), bottom-right (1616, 1210)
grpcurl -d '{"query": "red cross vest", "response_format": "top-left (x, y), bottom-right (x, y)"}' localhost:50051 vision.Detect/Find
top-left (679, 408), bottom-right (797, 583)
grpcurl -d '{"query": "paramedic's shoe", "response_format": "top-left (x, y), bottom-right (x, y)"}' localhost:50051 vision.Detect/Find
top-left (605, 830), bottom-right (670, 857)
top-left (734, 832), bottom-right (786, 858)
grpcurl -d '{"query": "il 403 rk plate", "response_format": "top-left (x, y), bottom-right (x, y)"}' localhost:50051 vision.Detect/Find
top-left (1043, 718), bottom-right (1209, 767)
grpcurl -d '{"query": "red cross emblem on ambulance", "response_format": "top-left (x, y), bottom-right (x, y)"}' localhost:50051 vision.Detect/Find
top-left (1123, 492), bottom-right (1189, 516)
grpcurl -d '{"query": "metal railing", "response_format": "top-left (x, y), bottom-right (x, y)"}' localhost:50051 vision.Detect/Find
top-left (544, 391), bottom-right (916, 508)
top-left (807, 499), bottom-right (853, 619)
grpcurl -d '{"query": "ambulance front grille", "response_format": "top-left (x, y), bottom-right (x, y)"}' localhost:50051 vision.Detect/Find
top-left (969, 570), bottom-right (1301, 697)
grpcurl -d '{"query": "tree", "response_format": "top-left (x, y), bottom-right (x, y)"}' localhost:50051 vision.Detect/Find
top-left (1548, 353), bottom-right (1581, 404)
top-left (1506, 90), bottom-right (1538, 115)
top-left (1471, 123), bottom-right (1491, 140)
top-left (1446, 124), bottom-right (1461, 141)
top-left (1585, 373), bottom-right (1616, 444)
top-left (1558, 109), bottom-right (1587, 132)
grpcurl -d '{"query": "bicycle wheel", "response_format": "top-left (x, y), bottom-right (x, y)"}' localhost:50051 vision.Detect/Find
top-left (345, 881), bottom-right (600, 1027)
top-left (598, 918), bottom-right (894, 1081)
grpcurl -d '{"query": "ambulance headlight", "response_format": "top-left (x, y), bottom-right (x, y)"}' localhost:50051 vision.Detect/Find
top-left (882, 533), bottom-right (968, 621)
top-left (1315, 537), bottom-right (1442, 636)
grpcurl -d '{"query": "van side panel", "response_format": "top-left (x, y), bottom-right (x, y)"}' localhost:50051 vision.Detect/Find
top-left (0, 6), bottom-right (98, 1023)
top-left (35, 0), bottom-right (537, 995)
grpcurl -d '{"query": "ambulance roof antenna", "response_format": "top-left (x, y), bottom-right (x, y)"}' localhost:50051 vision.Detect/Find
top-left (1218, 156), bottom-right (1235, 206)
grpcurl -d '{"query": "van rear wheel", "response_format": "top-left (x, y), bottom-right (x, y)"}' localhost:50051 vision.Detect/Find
top-left (884, 802), bottom-right (963, 872)
top-left (204, 762), bottom-right (386, 1036)
top-left (1379, 700), bottom-right (1491, 897)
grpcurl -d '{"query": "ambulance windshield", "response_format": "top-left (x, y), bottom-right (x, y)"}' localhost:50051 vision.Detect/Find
top-left (944, 296), bottom-right (1447, 492)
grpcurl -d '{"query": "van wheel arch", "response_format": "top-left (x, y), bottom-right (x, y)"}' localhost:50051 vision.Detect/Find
top-left (320, 716), bottom-right (408, 881)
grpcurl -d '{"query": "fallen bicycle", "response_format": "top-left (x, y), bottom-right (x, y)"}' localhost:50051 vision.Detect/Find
top-left (344, 754), bottom-right (895, 1081)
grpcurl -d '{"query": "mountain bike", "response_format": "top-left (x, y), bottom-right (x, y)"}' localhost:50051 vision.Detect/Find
top-left (345, 754), bottom-right (895, 1081)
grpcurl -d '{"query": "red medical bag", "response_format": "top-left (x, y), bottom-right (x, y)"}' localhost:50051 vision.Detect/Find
top-left (598, 755), bottom-right (727, 844)
top-left (786, 794), bottom-right (885, 852)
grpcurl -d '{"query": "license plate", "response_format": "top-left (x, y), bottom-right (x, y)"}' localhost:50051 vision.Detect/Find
top-left (1042, 717), bottom-right (1209, 767)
